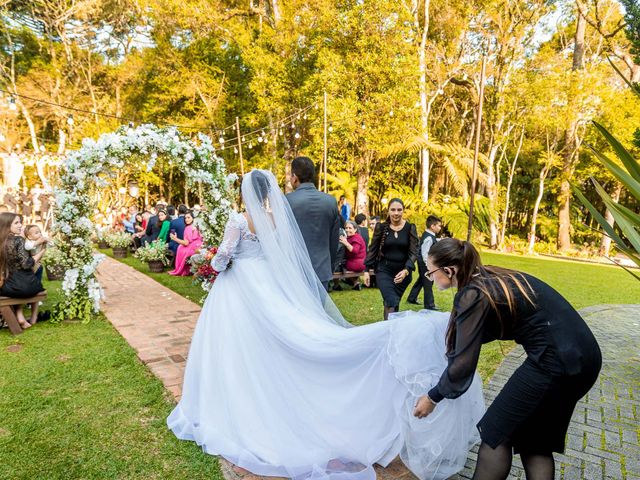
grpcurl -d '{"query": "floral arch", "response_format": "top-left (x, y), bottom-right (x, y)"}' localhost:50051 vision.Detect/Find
top-left (53, 124), bottom-right (236, 322)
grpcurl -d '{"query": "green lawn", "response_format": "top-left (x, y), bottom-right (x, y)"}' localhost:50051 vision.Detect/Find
top-left (2, 249), bottom-right (638, 479)
top-left (0, 280), bottom-right (220, 480)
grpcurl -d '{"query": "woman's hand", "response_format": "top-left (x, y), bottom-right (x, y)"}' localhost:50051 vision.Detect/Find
top-left (413, 395), bottom-right (436, 419)
top-left (339, 235), bottom-right (348, 245)
top-left (169, 233), bottom-right (177, 241)
top-left (393, 269), bottom-right (409, 284)
top-left (363, 271), bottom-right (371, 287)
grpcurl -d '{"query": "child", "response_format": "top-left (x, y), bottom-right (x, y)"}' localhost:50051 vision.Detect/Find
top-left (24, 225), bottom-right (49, 283)
top-left (406, 215), bottom-right (442, 310)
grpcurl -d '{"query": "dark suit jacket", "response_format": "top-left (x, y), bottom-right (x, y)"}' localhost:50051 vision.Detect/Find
top-left (286, 183), bottom-right (341, 283)
top-left (168, 216), bottom-right (186, 254)
top-left (358, 226), bottom-right (370, 250)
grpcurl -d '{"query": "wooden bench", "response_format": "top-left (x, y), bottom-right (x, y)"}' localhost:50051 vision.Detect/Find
top-left (0, 291), bottom-right (47, 335)
top-left (332, 271), bottom-right (374, 281)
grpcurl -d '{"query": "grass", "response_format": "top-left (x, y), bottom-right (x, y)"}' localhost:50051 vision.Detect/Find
top-left (2, 248), bottom-right (638, 479)
top-left (0, 280), bottom-right (220, 480)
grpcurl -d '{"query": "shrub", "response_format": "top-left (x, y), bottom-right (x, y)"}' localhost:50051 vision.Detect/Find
top-left (105, 231), bottom-right (132, 249)
top-left (134, 240), bottom-right (170, 265)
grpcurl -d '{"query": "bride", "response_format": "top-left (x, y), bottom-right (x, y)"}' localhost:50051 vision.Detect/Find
top-left (168, 169), bottom-right (485, 480)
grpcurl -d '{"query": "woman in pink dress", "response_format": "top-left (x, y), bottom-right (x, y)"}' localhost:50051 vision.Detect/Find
top-left (169, 211), bottom-right (203, 276)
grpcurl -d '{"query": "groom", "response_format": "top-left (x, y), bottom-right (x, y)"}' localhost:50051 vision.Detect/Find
top-left (286, 157), bottom-right (341, 291)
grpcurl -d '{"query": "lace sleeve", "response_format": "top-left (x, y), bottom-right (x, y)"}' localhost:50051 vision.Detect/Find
top-left (428, 287), bottom-right (491, 402)
top-left (211, 213), bottom-right (244, 272)
top-left (8, 236), bottom-right (35, 271)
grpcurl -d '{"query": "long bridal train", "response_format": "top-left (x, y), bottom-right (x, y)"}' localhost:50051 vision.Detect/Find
top-left (168, 171), bottom-right (484, 480)
top-left (168, 277), bottom-right (484, 480)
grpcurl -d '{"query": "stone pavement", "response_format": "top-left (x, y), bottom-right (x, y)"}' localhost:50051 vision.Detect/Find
top-left (97, 257), bottom-right (640, 480)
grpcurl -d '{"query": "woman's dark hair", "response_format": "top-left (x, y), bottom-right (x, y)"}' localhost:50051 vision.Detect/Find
top-left (377, 198), bottom-right (405, 259)
top-left (184, 210), bottom-right (194, 224)
top-left (251, 170), bottom-right (271, 203)
top-left (156, 210), bottom-right (167, 228)
top-left (291, 156), bottom-right (316, 184)
top-left (428, 238), bottom-right (535, 352)
top-left (135, 213), bottom-right (143, 223)
top-left (0, 212), bottom-right (18, 285)
top-left (354, 213), bottom-right (366, 225)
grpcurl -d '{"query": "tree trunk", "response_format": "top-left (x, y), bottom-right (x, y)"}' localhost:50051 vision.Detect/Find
top-left (598, 181), bottom-right (623, 257)
top-left (486, 144), bottom-right (500, 248)
top-left (499, 128), bottom-right (524, 248)
top-left (355, 164), bottom-right (370, 216)
top-left (418, 0), bottom-right (430, 202)
top-left (528, 165), bottom-right (550, 254)
top-left (167, 165), bottom-right (174, 204)
top-left (557, 8), bottom-right (586, 251)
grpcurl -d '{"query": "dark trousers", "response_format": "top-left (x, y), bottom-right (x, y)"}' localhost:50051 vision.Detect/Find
top-left (35, 265), bottom-right (43, 283)
top-left (407, 259), bottom-right (436, 309)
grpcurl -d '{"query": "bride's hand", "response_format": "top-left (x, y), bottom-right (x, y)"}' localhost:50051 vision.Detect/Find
top-left (413, 395), bottom-right (436, 418)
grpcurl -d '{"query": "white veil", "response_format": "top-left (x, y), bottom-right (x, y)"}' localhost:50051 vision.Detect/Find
top-left (241, 169), bottom-right (350, 328)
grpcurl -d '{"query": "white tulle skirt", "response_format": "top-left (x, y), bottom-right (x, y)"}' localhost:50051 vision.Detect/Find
top-left (168, 257), bottom-right (485, 480)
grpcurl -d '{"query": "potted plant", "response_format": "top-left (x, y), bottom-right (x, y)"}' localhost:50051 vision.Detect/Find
top-left (41, 244), bottom-right (66, 281)
top-left (134, 240), bottom-right (169, 272)
top-left (95, 227), bottom-right (110, 249)
top-left (106, 231), bottom-right (132, 258)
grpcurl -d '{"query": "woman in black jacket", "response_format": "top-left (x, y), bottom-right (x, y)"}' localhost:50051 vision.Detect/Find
top-left (0, 212), bottom-right (44, 328)
top-left (363, 198), bottom-right (418, 319)
top-left (413, 238), bottom-right (601, 479)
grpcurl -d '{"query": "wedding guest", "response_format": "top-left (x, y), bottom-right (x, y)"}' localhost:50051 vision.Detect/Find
top-left (354, 213), bottom-right (369, 249)
top-left (143, 209), bottom-right (170, 245)
top-left (168, 204), bottom-right (188, 256)
top-left (20, 190), bottom-right (32, 223)
top-left (169, 211), bottom-right (203, 276)
top-left (407, 215), bottom-right (442, 310)
top-left (39, 193), bottom-right (51, 223)
top-left (369, 216), bottom-right (380, 233)
top-left (339, 220), bottom-right (366, 290)
top-left (413, 238), bottom-right (602, 480)
top-left (167, 204), bottom-right (177, 221)
top-left (122, 206), bottom-right (138, 234)
top-left (144, 202), bottom-right (163, 239)
top-left (286, 156), bottom-right (341, 291)
top-left (3, 189), bottom-right (17, 212)
top-left (192, 204), bottom-right (202, 217)
top-left (339, 195), bottom-right (351, 222)
top-left (0, 213), bottom-right (44, 328)
top-left (24, 224), bottom-right (48, 283)
top-left (132, 213), bottom-right (146, 249)
top-left (364, 198), bottom-right (418, 320)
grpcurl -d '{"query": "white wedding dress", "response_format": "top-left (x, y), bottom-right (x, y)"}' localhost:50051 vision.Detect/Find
top-left (168, 170), bottom-right (484, 480)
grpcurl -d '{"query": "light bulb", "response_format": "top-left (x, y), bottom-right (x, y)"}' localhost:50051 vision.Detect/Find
top-left (8, 97), bottom-right (16, 111)
top-left (294, 132), bottom-right (301, 139)
top-left (234, 147), bottom-right (238, 154)
top-left (0, 132), bottom-right (5, 142)
top-left (219, 136), bottom-right (225, 144)
top-left (67, 114), bottom-right (74, 125)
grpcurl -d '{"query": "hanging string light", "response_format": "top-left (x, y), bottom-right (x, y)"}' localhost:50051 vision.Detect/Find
top-left (8, 97), bottom-right (16, 111)
top-left (67, 114), bottom-right (74, 126)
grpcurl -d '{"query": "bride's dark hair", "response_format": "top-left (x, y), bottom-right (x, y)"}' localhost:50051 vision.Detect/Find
top-left (240, 170), bottom-right (271, 205)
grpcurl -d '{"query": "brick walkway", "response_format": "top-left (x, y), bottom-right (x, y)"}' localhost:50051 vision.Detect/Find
top-left (97, 257), bottom-right (640, 480)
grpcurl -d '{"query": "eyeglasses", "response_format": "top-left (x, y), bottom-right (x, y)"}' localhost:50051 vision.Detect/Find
top-left (425, 267), bottom-right (443, 280)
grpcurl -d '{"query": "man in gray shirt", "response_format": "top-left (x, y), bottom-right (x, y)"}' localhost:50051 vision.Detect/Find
top-left (286, 157), bottom-right (341, 291)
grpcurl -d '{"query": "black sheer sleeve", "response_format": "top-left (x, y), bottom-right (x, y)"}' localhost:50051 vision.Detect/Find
top-left (365, 223), bottom-right (384, 270)
top-left (428, 287), bottom-right (491, 402)
top-left (405, 223), bottom-right (419, 271)
top-left (8, 236), bottom-right (35, 271)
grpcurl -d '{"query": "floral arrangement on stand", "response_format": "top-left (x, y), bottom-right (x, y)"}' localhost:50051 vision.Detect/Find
top-left (189, 246), bottom-right (221, 293)
top-left (105, 231), bottom-right (133, 249)
top-left (134, 240), bottom-right (170, 266)
top-left (53, 124), bottom-right (236, 323)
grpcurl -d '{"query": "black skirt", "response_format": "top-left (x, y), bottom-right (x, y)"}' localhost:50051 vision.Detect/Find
top-left (376, 260), bottom-right (412, 308)
top-left (0, 269), bottom-right (43, 298)
top-left (477, 355), bottom-right (601, 454)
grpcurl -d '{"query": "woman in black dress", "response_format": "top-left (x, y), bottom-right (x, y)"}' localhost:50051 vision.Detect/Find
top-left (363, 198), bottom-right (418, 319)
top-left (413, 238), bottom-right (601, 479)
top-left (0, 212), bottom-right (44, 328)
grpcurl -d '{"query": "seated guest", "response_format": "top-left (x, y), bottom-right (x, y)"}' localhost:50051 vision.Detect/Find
top-left (167, 204), bottom-right (177, 221)
top-left (0, 213), bottom-right (44, 328)
top-left (169, 211), bottom-right (203, 276)
top-left (168, 204), bottom-right (188, 256)
top-left (338, 220), bottom-right (366, 290)
top-left (143, 209), bottom-right (170, 245)
top-left (131, 213), bottom-right (146, 249)
top-left (354, 213), bottom-right (369, 250)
